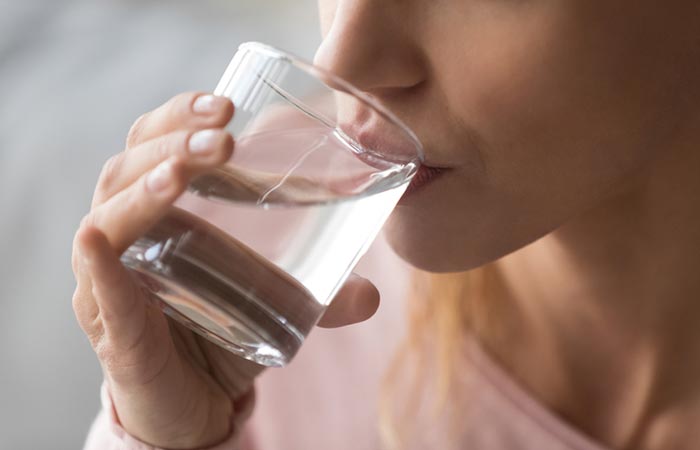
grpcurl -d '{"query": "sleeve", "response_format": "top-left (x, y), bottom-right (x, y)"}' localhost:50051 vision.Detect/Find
top-left (82, 380), bottom-right (257, 450)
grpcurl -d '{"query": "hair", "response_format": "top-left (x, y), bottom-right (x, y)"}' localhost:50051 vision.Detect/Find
top-left (377, 263), bottom-right (504, 449)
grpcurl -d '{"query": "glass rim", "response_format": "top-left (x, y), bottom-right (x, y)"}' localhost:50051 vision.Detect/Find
top-left (236, 41), bottom-right (425, 165)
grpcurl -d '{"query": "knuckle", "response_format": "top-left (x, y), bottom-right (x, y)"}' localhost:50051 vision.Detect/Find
top-left (147, 132), bottom-right (187, 166)
top-left (71, 286), bottom-right (85, 312)
top-left (72, 287), bottom-right (102, 340)
top-left (159, 132), bottom-right (184, 159)
top-left (94, 332), bottom-right (149, 376)
top-left (152, 134), bottom-right (170, 161)
top-left (87, 327), bottom-right (105, 353)
top-left (79, 212), bottom-right (96, 231)
top-left (72, 286), bottom-right (92, 319)
top-left (93, 335), bottom-right (116, 365)
top-left (72, 217), bottom-right (95, 274)
top-left (126, 113), bottom-right (148, 148)
top-left (122, 182), bottom-right (143, 212)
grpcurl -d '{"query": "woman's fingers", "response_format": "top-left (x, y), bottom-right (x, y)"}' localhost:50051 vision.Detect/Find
top-left (92, 129), bottom-right (233, 207)
top-left (83, 157), bottom-right (187, 255)
top-left (74, 225), bottom-right (175, 387)
top-left (74, 226), bottom-right (146, 347)
top-left (125, 92), bottom-right (233, 150)
top-left (317, 273), bottom-right (380, 328)
top-left (92, 90), bottom-right (235, 208)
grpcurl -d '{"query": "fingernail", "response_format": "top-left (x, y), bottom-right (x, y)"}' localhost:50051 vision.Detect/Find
top-left (146, 160), bottom-right (173, 192)
top-left (189, 129), bottom-right (220, 155)
top-left (192, 94), bottom-right (226, 115)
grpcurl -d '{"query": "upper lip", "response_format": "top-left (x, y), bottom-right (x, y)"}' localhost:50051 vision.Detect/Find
top-left (339, 122), bottom-right (451, 169)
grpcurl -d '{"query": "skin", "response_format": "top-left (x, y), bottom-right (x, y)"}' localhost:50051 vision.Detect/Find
top-left (72, 0), bottom-right (700, 449)
top-left (314, 0), bottom-right (700, 449)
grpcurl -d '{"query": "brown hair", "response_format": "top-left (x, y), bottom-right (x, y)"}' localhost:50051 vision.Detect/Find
top-left (377, 264), bottom-right (502, 449)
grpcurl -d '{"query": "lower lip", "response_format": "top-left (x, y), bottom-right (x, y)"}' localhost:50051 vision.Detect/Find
top-left (398, 165), bottom-right (448, 203)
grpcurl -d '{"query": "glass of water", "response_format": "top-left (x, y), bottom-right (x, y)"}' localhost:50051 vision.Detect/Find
top-left (121, 41), bottom-right (424, 367)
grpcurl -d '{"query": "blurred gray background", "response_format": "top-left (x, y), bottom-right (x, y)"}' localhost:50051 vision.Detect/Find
top-left (0, 1), bottom-right (321, 448)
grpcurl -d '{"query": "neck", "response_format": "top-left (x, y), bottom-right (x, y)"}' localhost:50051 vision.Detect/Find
top-left (482, 127), bottom-right (700, 449)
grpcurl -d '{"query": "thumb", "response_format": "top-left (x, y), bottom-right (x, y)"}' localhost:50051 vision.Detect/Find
top-left (317, 273), bottom-right (380, 328)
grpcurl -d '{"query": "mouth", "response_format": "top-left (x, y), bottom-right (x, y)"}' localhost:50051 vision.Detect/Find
top-left (338, 121), bottom-right (423, 165)
top-left (398, 164), bottom-right (450, 203)
top-left (336, 121), bottom-right (453, 202)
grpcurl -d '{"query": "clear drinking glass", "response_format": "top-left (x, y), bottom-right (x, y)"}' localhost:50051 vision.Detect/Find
top-left (121, 41), bottom-right (423, 367)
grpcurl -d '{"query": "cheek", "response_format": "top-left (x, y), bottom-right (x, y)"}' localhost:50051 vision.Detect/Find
top-left (444, 4), bottom-right (668, 213)
top-left (388, 3), bottom-right (694, 272)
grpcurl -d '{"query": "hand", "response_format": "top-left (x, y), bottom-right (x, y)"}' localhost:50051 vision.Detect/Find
top-left (71, 92), bottom-right (381, 449)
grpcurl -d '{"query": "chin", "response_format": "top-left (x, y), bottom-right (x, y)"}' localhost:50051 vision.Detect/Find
top-left (382, 210), bottom-right (484, 273)
top-left (382, 196), bottom-right (539, 274)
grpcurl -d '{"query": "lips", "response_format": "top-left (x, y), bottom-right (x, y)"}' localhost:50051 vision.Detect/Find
top-left (338, 121), bottom-right (421, 164)
top-left (399, 165), bottom-right (448, 202)
top-left (336, 121), bottom-right (452, 201)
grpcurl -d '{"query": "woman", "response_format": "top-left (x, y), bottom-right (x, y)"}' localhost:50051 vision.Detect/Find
top-left (74, 0), bottom-right (700, 449)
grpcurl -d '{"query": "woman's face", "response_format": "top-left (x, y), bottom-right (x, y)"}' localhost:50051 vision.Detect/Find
top-left (314, 0), bottom-right (700, 272)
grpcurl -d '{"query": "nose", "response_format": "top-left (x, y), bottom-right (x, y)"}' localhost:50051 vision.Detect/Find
top-left (312, 1), bottom-right (426, 96)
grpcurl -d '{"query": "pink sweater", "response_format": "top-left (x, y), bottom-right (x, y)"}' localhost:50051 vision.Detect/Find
top-left (82, 233), bottom-right (610, 450)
